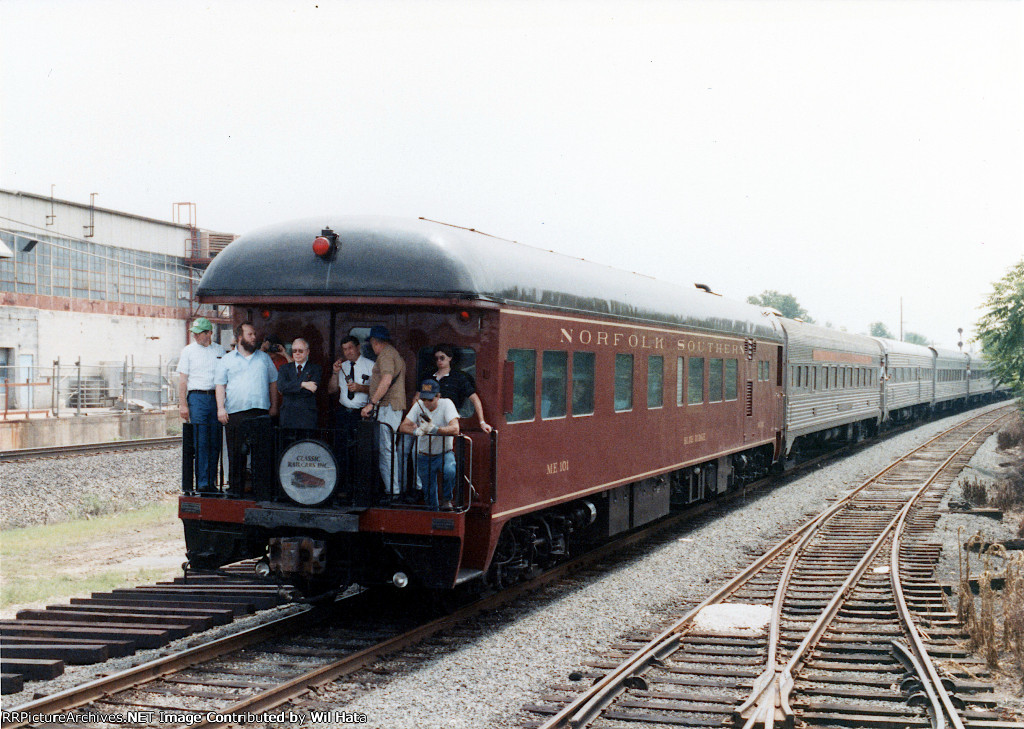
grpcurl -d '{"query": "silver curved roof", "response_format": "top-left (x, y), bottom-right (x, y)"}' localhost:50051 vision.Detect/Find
top-left (871, 337), bottom-right (934, 358)
top-left (777, 318), bottom-right (884, 357)
top-left (929, 346), bottom-right (969, 363)
top-left (198, 216), bottom-right (783, 340)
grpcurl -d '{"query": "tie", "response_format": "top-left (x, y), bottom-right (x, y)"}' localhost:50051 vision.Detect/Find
top-left (297, 364), bottom-right (302, 377)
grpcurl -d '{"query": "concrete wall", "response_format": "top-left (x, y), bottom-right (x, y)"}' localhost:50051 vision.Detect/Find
top-left (0, 410), bottom-right (179, 450)
top-left (0, 304), bottom-right (187, 369)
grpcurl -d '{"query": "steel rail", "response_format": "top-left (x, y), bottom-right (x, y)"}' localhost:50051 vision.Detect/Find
top-left (0, 609), bottom-right (312, 729)
top-left (773, 409), bottom-right (1009, 728)
top-left (0, 451), bottom-right (786, 727)
top-left (537, 404), bottom-right (1012, 729)
top-left (0, 436), bottom-right (180, 462)
top-left (886, 412), bottom-right (1012, 729)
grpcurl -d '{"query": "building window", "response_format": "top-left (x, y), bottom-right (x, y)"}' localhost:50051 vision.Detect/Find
top-left (506, 349), bottom-right (536, 422)
top-left (647, 355), bottom-right (663, 408)
top-left (572, 351), bottom-right (595, 416)
top-left (688, 357), bottom-right (704, 404)
top-left (614, 353), bottom-right (633, 412)
top-left (542, 350), bottom-right (568, 419)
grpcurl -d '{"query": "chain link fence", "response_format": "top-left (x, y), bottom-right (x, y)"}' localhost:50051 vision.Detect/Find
top-left (0, 357), bottom-right (178, 419)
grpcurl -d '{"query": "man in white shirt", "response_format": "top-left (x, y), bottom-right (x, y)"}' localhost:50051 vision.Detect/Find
top-left (176, 317), bottom-right (225, 491)
top-left (399, 379), bottom-right (460, 510)
top-left (329, 335), bottom-right (375, 485)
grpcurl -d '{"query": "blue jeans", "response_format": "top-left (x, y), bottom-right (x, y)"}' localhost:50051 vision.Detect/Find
top-left (187, 392), bottom-right (221, 491)
top-left (417, 451), bottom-right (456, 509)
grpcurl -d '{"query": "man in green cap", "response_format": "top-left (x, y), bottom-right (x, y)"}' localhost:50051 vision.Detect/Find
top-left (177, 317), bottom-right (225, 491)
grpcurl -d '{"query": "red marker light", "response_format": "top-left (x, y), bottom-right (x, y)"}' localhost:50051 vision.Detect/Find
top-left (312, 236), bottom-right (332, 257)
top-left (459, 310), bottom-right (471, 322)
top-left (260, 309), bottom-right (271, 319)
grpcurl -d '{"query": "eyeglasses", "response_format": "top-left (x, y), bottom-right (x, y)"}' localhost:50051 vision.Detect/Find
top-left (293, 348), bottom-right (307, 353)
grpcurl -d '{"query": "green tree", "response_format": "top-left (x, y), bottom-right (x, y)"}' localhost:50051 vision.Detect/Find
top-left (869, 322), bottom-right (894, 338)
top-left (746, 290), bottom-right (814, 323)
top-left (904, 332), bottom-right (929, 345)
top-left (977, 259), bottom-right (1024, 398)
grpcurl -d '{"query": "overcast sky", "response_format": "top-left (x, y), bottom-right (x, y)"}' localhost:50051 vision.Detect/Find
top-left (2, 0), bottom-right (1020, 349)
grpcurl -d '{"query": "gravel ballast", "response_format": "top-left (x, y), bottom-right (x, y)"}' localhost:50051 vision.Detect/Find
top-left (0, 446), bottom-right (181, 529)
top-left (2, 405), bottom-right (1018, 725)
top-left (323, 403), bottom-right (1017, 729)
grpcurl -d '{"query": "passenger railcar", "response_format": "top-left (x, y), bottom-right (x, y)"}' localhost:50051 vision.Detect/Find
top-left (875, 338), bottom-right (934, 424)
top-left (776, 319), bottom-right (882, 459)
top-left (180, 217), bottom-right (785, 593)
top-left (931, 347), bottom-right (970, 411)
top-left (179, 216), bottom-right (1008, 595)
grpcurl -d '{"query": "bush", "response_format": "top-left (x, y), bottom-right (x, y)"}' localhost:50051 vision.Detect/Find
top-left (990, 469), bottom-right (1024, 511)
top-left (998, 417), bottom-right (1024, 451)
top-left (961, 477), bottom-right (988, 506)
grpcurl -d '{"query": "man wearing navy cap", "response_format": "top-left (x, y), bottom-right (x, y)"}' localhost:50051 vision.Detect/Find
top-left (360, 325), bottom-right (407, 496)
top-left (400, 379), bottom-right (460, 510)
top-left (176, 317), bottom-right (225, 491)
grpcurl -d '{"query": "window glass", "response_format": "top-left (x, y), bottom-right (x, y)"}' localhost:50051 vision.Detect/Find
top-left (724, 359), bottom-right (738, 400)
top-left (415, 345), bottom-right (478, 416)
top-left (709, 358), bottom-right (723, 402)
top-left (676, 357), bottom-right (685, 406)
top-left (689, 357), bottom-right (704, 404)
top-left (572, 351), bottom-right (595, 416)
top-left (506, 349), bottom-right (536, 422)
top-left (614, 353), bottom-right (633, 411)
top-left (647, 355), bottom-right (663, 408)
top-left (541, 350), bottom-right (568, 419)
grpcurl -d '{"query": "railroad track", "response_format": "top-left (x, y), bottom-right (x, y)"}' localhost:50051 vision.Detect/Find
top-left (0, 565), bottom-right (297, 696)
top-left (523, 404), bottom-right (1016, 729)
top-left (0, 437), bottom-right (181, 462)
top-left (2, 406), bottom-right (1013, 728)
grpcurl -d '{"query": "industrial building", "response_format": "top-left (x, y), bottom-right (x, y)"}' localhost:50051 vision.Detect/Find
top-left (0, 188), bottom-right (233, 412)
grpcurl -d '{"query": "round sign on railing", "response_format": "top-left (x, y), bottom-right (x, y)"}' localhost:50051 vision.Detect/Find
top-left (278, 440), bottom-right (337, 506)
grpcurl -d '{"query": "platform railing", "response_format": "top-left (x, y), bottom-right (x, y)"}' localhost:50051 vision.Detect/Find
top-left (181, 417), bottom-right (473, 512)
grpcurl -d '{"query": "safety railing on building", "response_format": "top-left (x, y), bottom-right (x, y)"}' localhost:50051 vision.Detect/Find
top-left (0, 358), bottom-right (178, 420)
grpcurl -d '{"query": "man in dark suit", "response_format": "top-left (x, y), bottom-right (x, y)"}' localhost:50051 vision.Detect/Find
top-left (277, 338), bottom-right (321, 432)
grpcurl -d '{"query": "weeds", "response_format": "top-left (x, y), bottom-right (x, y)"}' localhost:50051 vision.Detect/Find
top-left (961, 476), bottom-right (989, 506)
top-left (1005, 553), bottom-right (1024, 691)
top-left (989, 468), bottom-right (1024, 512)
top-left (958, 530), bottom-right (1024, 678)
top-left (997, 417), bottom-right (1024, 451)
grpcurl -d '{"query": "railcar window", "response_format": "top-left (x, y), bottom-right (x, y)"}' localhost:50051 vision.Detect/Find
top-left (648, 355), bottom-right (664, 408)
top-left (541, 350), bottom-right (568, 419)
top-left (416, 345), bottom-right (478, 417)
top-left (724, 359), bottom-right (738, 400)
top-left (689, 357), bottom-right (704, 404)
top-left (709, 358), bottom-right (724, 402)
top-left (572, 351), bottom-right (595, 416)
top-left (614, 353), bottom-right (633, 411)
top-left (506, 349), bottom-right (536, 422)
top-left (676, 357), bottom-right (685, 406)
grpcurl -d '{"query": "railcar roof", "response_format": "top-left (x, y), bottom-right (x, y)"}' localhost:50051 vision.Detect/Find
top-left (871, 337), bottom-right (934, 358)
top-left (930, 346), bottom-right (968, 362)
top-left (198, 216), bottom-right (782, 340)
top-left (776, 318), bottom-right (883, 356)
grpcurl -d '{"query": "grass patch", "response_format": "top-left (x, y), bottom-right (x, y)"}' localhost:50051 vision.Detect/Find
top-left (2, 568), bottom-right (175, 608)
top-left (0, 500), bottom-right (182, 609)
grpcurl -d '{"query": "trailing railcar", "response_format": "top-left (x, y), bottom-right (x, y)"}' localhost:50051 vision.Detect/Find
top-left (179, 217), bottom-right (786, 594)
top-left (930, 347), bottom-right (970, 412)
top-left (967, 353), bottom-right (997, 404)
top-left (874, 338), bottom-right (934, 424)
top-left (776, 319), bottom-right (883, 459)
